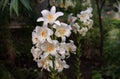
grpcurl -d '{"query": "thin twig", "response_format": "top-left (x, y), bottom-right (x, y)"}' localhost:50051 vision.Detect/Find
top-left (95, 0), bottom-right (104, 56)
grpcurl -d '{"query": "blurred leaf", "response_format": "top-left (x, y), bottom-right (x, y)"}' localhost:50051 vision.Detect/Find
top-left (0, 0), bottom-right (9, 11)
top-left (20, 0), bottom-right (32, 11)
top-left (9, 0), bottom-right (32, 16)
top-left (10, 0), bottom-right (19, 16)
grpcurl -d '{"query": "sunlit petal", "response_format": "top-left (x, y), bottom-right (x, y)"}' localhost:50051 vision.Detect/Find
top-left (50, 6), bottom-right (56, 14)
top-left (37, 17), bottom-right (44, 22)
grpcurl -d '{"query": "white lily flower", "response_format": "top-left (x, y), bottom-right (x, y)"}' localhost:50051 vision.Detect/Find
top-left (57, 42), bottom-right (67, 59)
top-left (35, 26), bottom-right (53, 43)
top-left (68, 13), bottom-right (77, 25)
top-left (31, 47), bottom-right (42, 62)
top-left (55, 58), bottom-right (69, 72)
top-left (41, 40), bottom-right (59, 58)
top-left (72, 23), bottom-right (80, 34)
top-left (77, 11), bottom-right (90, 22)
top-left (79, 27), bottom-right (88, 36)
top-left (37, 6), bottom-right (63, 25)
top-left (54, 22), bottom-right (72, 41)
top-left (77, 7), bottom-right (93, 23)
top-left (37, 57), bottom-right (52, 71)
top-left (83, 19), bottom-right (93, 29)
top-left (66, 40), bottom-right (76, 54)
top-left (86, 7), bottom-right (93, 16)
top-left (32, 31), bottom-right (39, 44)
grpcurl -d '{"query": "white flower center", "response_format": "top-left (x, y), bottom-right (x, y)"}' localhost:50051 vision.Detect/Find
top-left (46, 44), bottom-right (55, 53)
top-left (42, 57), bottom-right (50, 68)
top-left (58, 63), bottom-right (62, 68)
top-left (81, 14), bottom-right (87, 20)
top-left (58, 27), bottom-right (66, 36)
top-left (47, 14), bottom-right (54, 21)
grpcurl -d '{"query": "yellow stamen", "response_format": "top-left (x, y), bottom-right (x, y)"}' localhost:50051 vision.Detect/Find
top-left (41, 30), bottom-right (47, 37)
top-left (46, 44), bottom-right (54, 53)
top-left (81, 14), bottom-right (87, 20)
top-left (47, 14), bottom-right (54, 21)
top-left (58, 28), bottom-right (66, 36)
top-left (42, 57), bottom-right (50, 68)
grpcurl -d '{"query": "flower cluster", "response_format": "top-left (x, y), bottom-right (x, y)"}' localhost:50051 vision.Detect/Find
top-left (68, 7), bottom-right (93, 36)
top-left (31, 6), bottom-right (76, 72)
top-left (31, 6), bottom-right (93, 72)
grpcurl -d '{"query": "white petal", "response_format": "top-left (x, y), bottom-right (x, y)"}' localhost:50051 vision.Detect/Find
top-left (66, 30), bottom-right (71, 37)
top-left (43, 21), bottom-right (48, 26)
top-left (53, 24), bottom-right (57, 28)
top-left (35, 26), bottom-right (41, 31)
top-left (50, 6), bottom-right (56, 14)
top-left (41, 10), bottom-right (50, 17)
top-left (54, 20), bottom-right (60, 26)
top-left (61, 22), bottom-right (67, 26)
top-left (86, 7), bottom-right (93, 14)
top-left (37, 61), bottom-right (42, 68)
top-left (47, 37), bottom-right (52, 43)
top-left (64, 64), bottom-right (69, 68)
top-left (55, 12), bottom-right (64, 19)
top-left (58, 68), bottom-right (63, 72)
top-left (37, 17), bottom-right (44, 22)
top-left (48, 28), bottom-right (53, 35)
top-left (62, 37), bottom-right (66, 42)
top-left (68, 25), bottom-right (72, 30)
top-left (77, 14), bottom-right (80, 18)
top-left (41, 53), bottom-right (49, 58)
top-left (69, 40), bottom-right (74, 43)
top-left (55, 31), bottom-right (61, 37)
top-left (59, 48), bottom-right (65, 55)
top-left (39, 37), bottom-right (45, 43)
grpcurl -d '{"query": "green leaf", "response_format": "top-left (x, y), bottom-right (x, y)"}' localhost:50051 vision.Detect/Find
top-left (20, 0), bottom-right (32, 11)
top-left (0, 0), bottom-right (4, 9)
top-left (0, 0), bottom-right (8, 11)
top-left (10, 0), bottom-right (19, 16)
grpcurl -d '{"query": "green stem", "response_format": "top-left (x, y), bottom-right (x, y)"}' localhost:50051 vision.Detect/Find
top-left (51, 70), bottom-right (57, 79)
top-left (75, 35), bottom-right (82, 79)
top-left (50, 56), bottom-right (58, 79)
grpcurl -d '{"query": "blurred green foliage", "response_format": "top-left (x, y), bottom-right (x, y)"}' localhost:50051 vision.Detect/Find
top-left (0, 0), bottom-right (31, 16)
top-left (92, 19), bottom-right (120, 79)
top-left (103, 20), bottom-right (120, 79)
